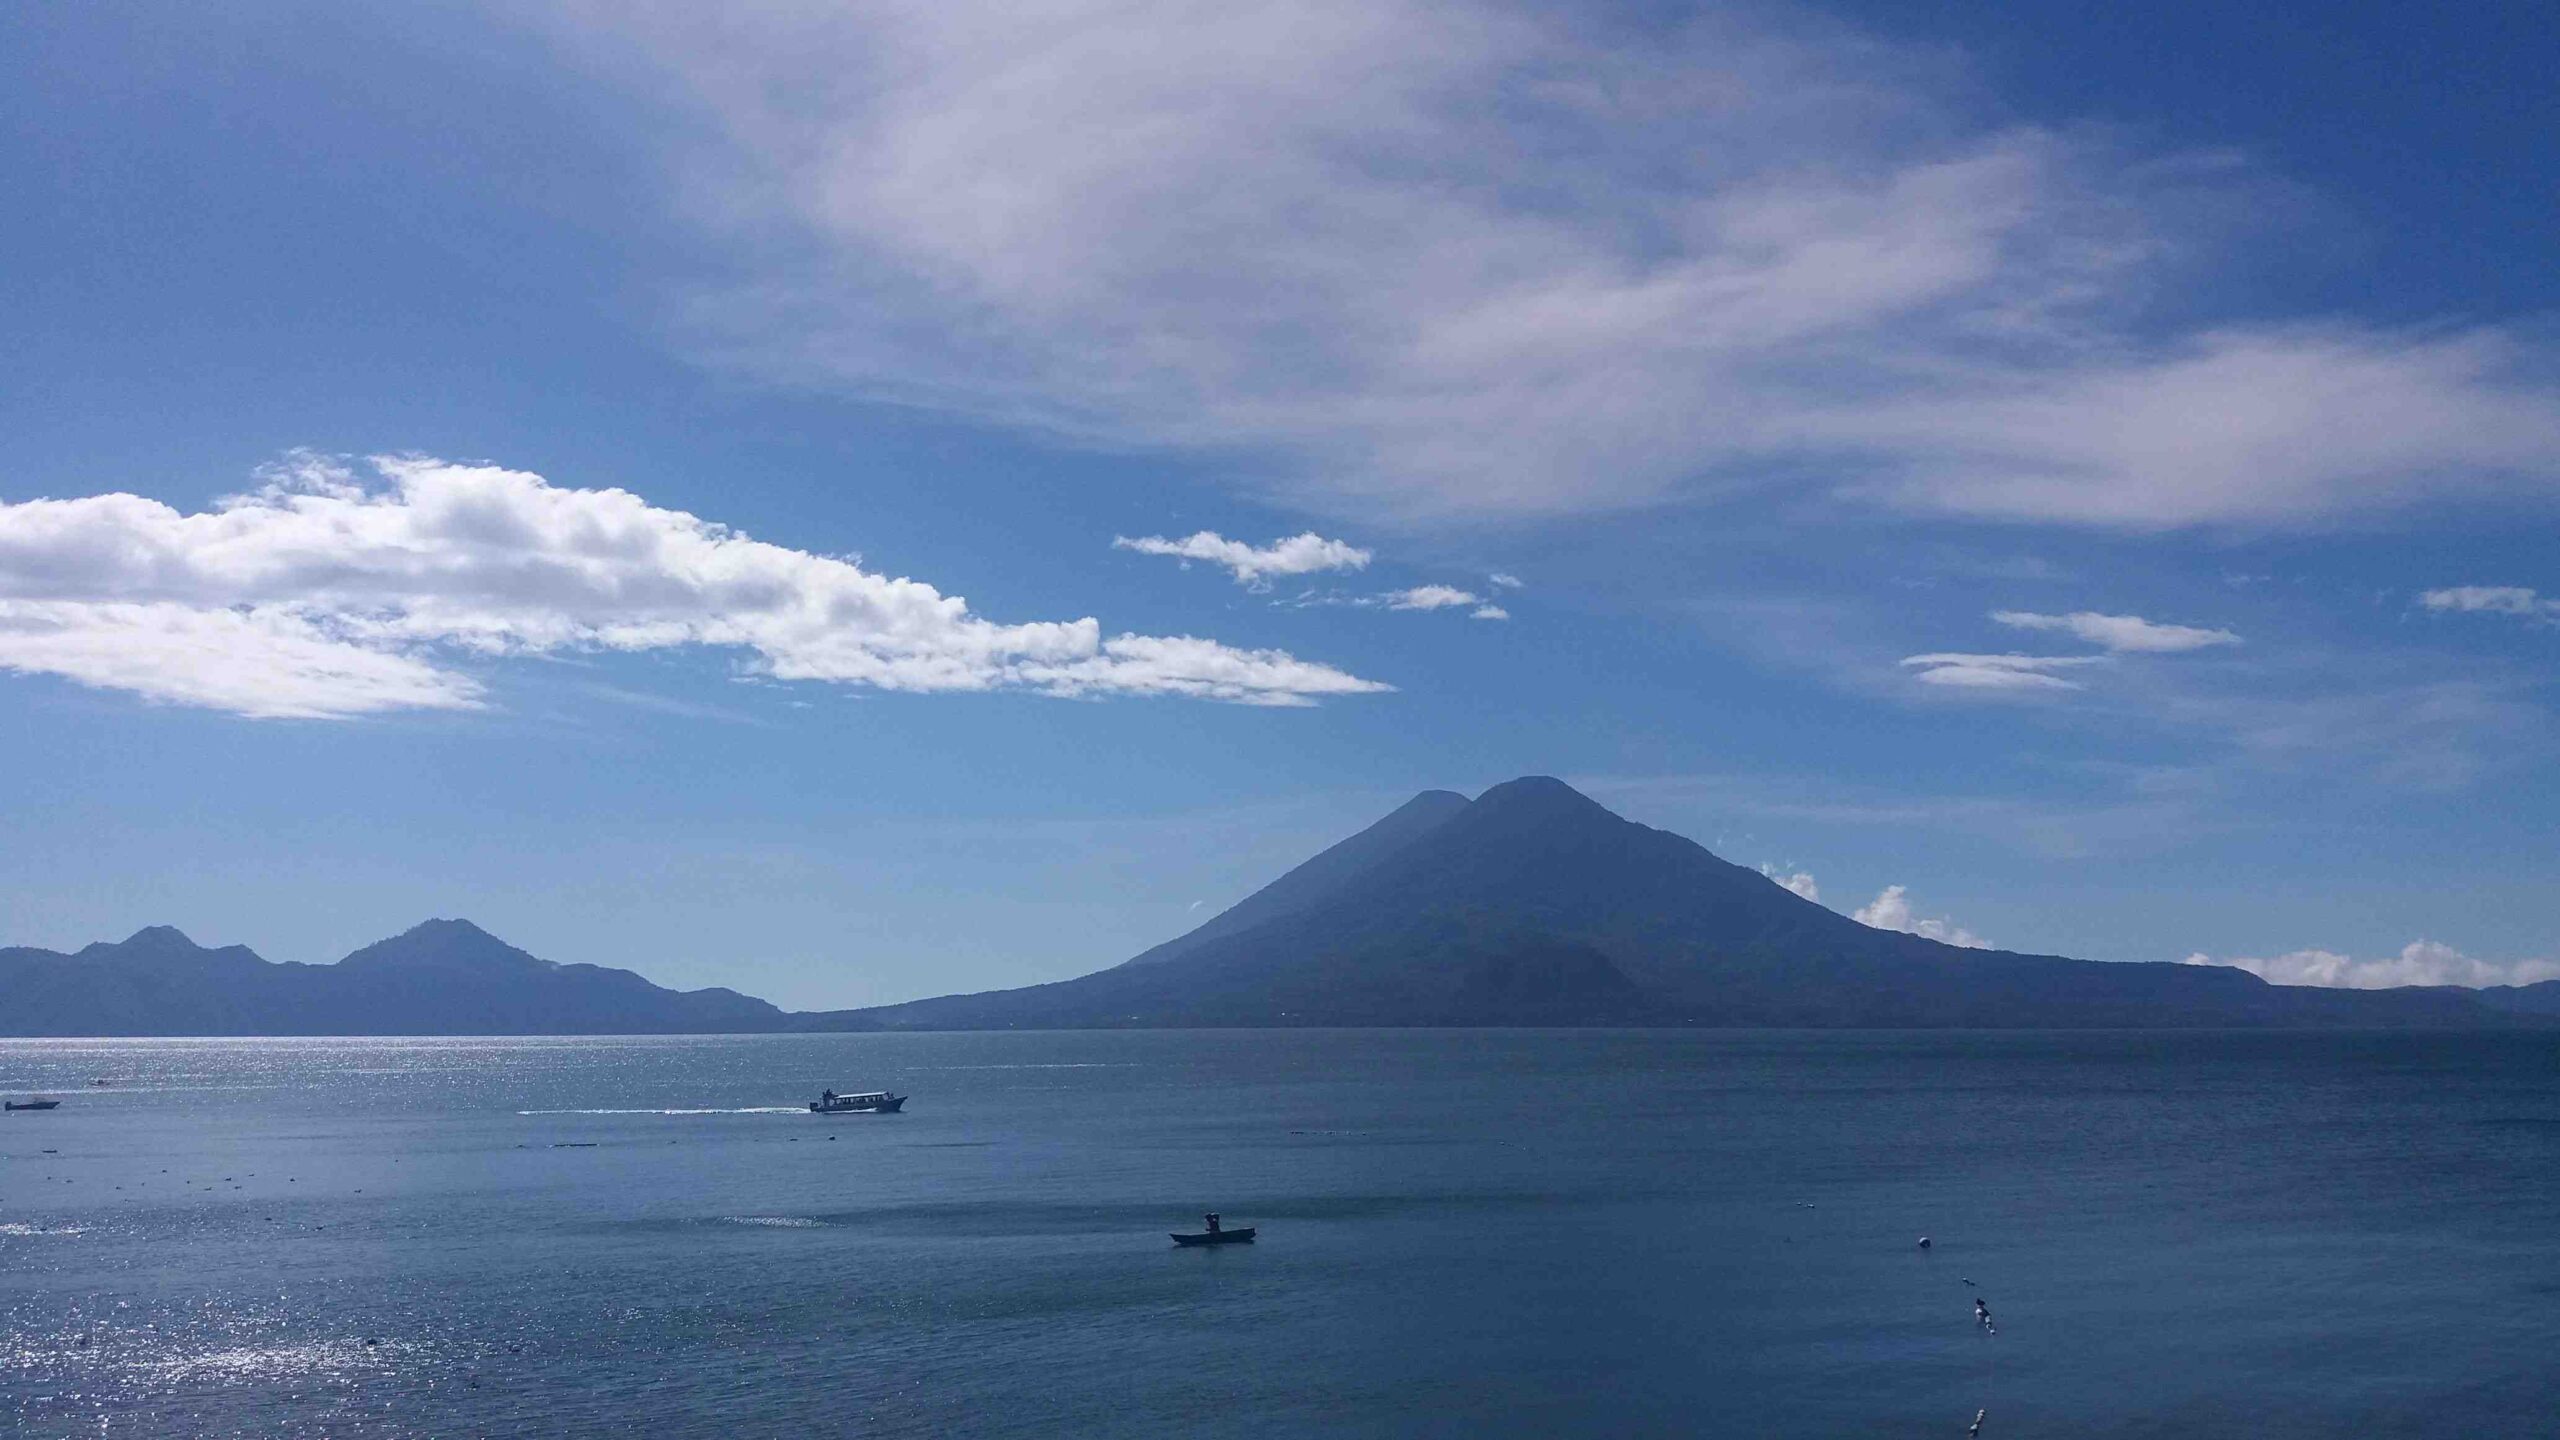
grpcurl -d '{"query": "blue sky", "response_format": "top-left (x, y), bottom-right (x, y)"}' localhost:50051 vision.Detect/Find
top-left (2, 1), bottom-right (2554, 1006)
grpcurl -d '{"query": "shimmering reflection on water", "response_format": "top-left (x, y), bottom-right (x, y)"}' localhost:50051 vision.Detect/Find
top-left (2, 1030), bottom-right (2556, 1438)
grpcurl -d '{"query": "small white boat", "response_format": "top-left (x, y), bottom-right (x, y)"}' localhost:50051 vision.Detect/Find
top-left (809, 1090), bottom-right (905, 1114)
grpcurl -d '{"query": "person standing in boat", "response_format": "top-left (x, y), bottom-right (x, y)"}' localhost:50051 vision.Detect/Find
top-left (1204, 1212), bottom-right (1222, 1235)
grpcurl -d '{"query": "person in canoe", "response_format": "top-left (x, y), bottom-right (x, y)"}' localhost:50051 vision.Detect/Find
top-left (1203, 1212), bottom-right (1222, 1235)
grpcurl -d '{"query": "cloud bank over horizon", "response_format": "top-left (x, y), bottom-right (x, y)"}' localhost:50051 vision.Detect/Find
top-left (559, 0), bottom-right (2560, 529)
top-left (2185, 940), bottom-right (2560, 990)
top-left (1852, 884), bottom-right (1989, 948)
top-left (1750, 864), bottom-right (1987, 947)
top-left (1759, 865), bottom-right (1821, 903)
top-left (0, 455), bottom-right (1390, 718)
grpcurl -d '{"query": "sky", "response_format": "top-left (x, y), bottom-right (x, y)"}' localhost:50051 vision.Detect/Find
top-left (2, 0), bottom-right (2554, 1008)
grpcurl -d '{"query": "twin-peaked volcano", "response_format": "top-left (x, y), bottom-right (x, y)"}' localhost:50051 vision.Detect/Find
top-left (830, 777), bottom-right (2517, 1029)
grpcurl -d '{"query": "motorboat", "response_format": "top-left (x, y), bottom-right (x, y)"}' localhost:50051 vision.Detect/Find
top-left (809, 1090), bottom-right (905, 1114)
top-left (6, 1097), bottom-right (61, 1111)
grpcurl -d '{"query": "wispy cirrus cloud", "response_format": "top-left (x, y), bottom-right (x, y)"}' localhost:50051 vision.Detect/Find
top-left (2420, 586), bottom-right (2559, 623)
top-left (1112, 530), bottom-right (1370, 587)
top-left (554, 0), bottom-right (2560, 529)
top-left (1115, 536), bottom-right (1510, 619)
top-left (1280, 584), bottom-right (1511, 620)
top-left (0, 455), bottom-right (1389, 718)
top-left (1992, 610), bottom-right (2239, 652)
top-left (2184, 940), bottom-right (2560, 990)
top-left (1831, 328), bottom-right (2560, 527)
top-left (1900, 652), bottom-right (2104, 692)
top-left (1903, 609), bottom-right (2237, 697)
top-left (1583, 768), bottom-right (2215, 863)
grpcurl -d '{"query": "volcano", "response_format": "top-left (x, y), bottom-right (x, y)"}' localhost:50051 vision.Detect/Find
top-left (825, 777), bottom-right (2511, 1030)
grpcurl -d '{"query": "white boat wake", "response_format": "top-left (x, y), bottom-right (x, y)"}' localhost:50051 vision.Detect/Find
top-left (514, 1106), bottom-right (805, 1116)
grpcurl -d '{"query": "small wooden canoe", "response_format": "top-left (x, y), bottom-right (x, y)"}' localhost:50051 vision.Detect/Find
top-left (1171, 1227), bottom-right (1256, 1246)
top-left (6, 1099), bottom-right (61, 1111)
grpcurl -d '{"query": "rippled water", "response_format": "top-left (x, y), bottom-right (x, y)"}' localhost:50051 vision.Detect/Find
top-left (3, 1030), bottom-right (2556, 1437)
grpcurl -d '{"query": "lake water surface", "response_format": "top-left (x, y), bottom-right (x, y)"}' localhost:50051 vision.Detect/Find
top-left (4, 1029), bottom-right (2556, 1437)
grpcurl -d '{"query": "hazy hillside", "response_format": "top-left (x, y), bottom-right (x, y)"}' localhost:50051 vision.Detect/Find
top-left (0, 920), bottom-right (783, 1036)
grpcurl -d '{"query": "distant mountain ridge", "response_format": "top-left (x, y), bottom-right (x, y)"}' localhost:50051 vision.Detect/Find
top-left (7, 779), bottom-right (2554, 1035)
top-left (0, 919), bottom-right (781, 1036)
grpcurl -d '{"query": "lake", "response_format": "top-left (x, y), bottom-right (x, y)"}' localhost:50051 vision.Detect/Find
top-left (4, 1029), bottom-right (2556, 1436)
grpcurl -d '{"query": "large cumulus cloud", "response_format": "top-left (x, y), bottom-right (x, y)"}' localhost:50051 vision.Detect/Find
top-left (0, 455), bottom-right (1389, 718)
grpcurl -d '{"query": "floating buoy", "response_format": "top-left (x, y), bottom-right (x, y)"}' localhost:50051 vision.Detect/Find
top-left (1918, 1236), bottom-right (1932, 1249)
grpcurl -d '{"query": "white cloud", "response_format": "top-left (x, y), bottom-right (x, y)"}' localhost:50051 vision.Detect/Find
top-left (1279, 584), bottom-right (1500, 617)
top-left (2420, 586), bottom-right (2558, 622)
top-left (1488, 574), bottom-right (1524, 590)
top-left (1900, 652), bottom-right (2104, 692)
top-left (1113, 530), bottom-right (1370, 587)
top-left (1835, 328), bottom-right (2560, 527)
top-left (0, 455), bottom-right (1390, 718)
top-left (2183, 940), bottom-right (2560, 990)
top-left (555, 1), bottom-right (2560, 529)
top-left (0, 602), bottom-right (480, 720)
top-left (1903, 610), bottom-right (2232, 699)
top-left (1759, 865), bottom-right (1820, 903)
top-left (1991, 610), bottom-right (2239, 652)
top-left (1385, 585), bottom-right (1481, 611)
top-left (1853, 884), bottom-right (1988, 948)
